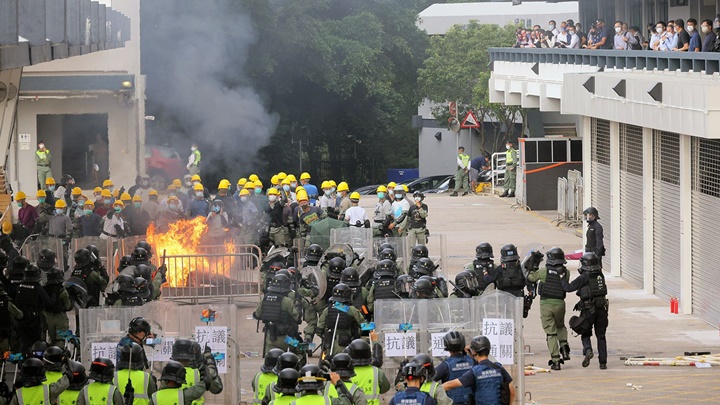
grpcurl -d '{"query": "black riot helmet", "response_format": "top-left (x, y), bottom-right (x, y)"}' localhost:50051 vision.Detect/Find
top-left (171, 338), bottom-right (198, 362)
top-left (376, 259), bottom-right (395, 278)
top-left (261, 348), bottom-right (285, 373)
top-left (412, 353), bottom-right (435, 379)
top-left (455, 271), bottom-right (478, 295)
top-left (134, 264), bottom-right (152, 282)
top-left (85, 245), bottom-right (101, 262)
top-left (268, 274), bottom-right (293, 294)
top-left (379, 248), bottom-right (397, 262)
top-left (117, 274), bottom-right (137, 293)
top-left (275, 368), bottom-right (300, 395)
top-left (23, 264), bottom-right (42, 283)
top-left (0, 249), bottom-right (8, 268)
top-left (117, 342), bottom-right (145, 370)
top-left (411, 278), bottom-right (434, 299)
top-left (475, 243), bottom-right (494, 260)
top-left (443, 331), bottom-right (466, 352)
top-left (500, 244), bottom-right (520, 263)
top-left (37, 248), bottom-right (57, 270)
top-left (13, 255), bottom-right (30, 273)
top-left (305, 244), bottom-right (324, 263)
top-left (327, 257), bottom-right (346, 280)
top-left (580, 252), bottom-right (601, 272)
top-left (546, 247), bottom-right (566, 266)
top-left (89, 357), bottom-right (115, 383)
top-left (395, 274), bottom-right (414, 297)
top-left (21, 358), bottom-right (46, 385)
top-left (415, 257), bottom-right (435, 277)
top-left (31, 341), bottom-right (48, 359)
top-left (297, 364), bottom-right (324, 391)
top-left (331, 283), bottom-right (352, 303)
top-left (331, 353), bottom-right (356, 378)
top-left (402, 362), bottom-right (427, 382)
top-left (43, 346), bottom-right (65, 372)
top-left (135, 241), bottom-right (153, 258)
top-left (411, 245), bottom-right (429, 259)
top-left (340, 267), bottom-right (360, 287)
top-left (119, 255), bottom-right (133, 271)
top-left (46, 268), bottom-right (65, 285)
top-left (135, 277), bottom-right (150, 300)
top-left (74, 249), bottom-right (92, 268)
top-left (469, 335), bottom-right (492, 356)
top-left (128, 317), bottom-right (152, 336)
top-left (378, 242), bottom-right (394, 253)
top-left (160, 361), bottom-right (187, 385)
top-left (583, 206), bottom-right (600, 221)
top-left (68, 360), bottom-right (88, 390)
top-left (131, 247), bottom-right (149, 265)
top-left (273, 352), bottom-right (300, 373)
top-left (347, 339), bottom-right (372, 366)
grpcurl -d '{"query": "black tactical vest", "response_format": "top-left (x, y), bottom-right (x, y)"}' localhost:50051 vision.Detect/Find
top-left (44, 284), bottom-right (65, 313)
top-left (15, 284), bottom-right (42, 312)
top-left (327, 304), bottom-right (352, 331)
top-left (540, 267), bottom-right (566, 300)
top-left (373, 279), bottom-right (396, 300)
top-left (472, 260), bottom-right (493, 291)
top-left (121, 294), bottom-right (144, 307)
top-left (497, 262), bottom-right (525, 291)
top-left (0, 298), bottom-right (11, 336)
top-left (584, 270), bottom-right (607, 298)
top-left (351, 288), bottom-right (364, 309)
top-left (261, 293), bottom-right (287, 324)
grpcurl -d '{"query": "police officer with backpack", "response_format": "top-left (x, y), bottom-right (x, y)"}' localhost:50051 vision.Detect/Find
top-left (527, 247), bottom-right (571, 371)
top-left (317, 284), bottom-right (364, 357)
top-left (433, 332), bottom-right (474, 405)
top-left (464, 243), bottom-right (495, 296)
top-left (389, 362), bottom-right (436, 405)
top-left (77, 357), bottom-right (125, 405)
top-left (485, 244), bottom-right (526, 297)
top-left (72, 248), bottom-right (108, 308)
top-left (367, 260), bottom-right (400, 307)
top-left (253, 274), bottom-right (301, 356)
top-left (560, 252), bottom-right (609, 370)
top-left (15, 265), bottom-right (54, 355)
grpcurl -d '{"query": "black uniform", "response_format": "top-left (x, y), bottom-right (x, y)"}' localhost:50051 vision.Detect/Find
top-left (15, 281), bottom-right (53, 354)
top-left (486, 261), bottom-right (526, 297)
top-left (71, 263), bottom-right (107, 308)
top-left (469, 259), bottom-right (493, 294)
top-left (585, 220), bottom-right (605, 267)
top-left (561, 269), bottom-right (608, 366)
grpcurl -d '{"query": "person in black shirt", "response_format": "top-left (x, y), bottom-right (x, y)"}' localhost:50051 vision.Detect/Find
top-left (701, 19), bottom-right (717, 52)
top-left (407, 192), bottom-right (429, 245)
top-left (673, 18), bottom-right (690, 51)
top-left (583, 207), bottom-right (605, 268)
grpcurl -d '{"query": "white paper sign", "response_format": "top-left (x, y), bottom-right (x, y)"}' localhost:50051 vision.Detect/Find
top-left (482, 318), bottom-right (514, 365)
top-left (91, 342), bottom-right (118, 363)
top-left (430, 333), bottom-right (450, 357)
top-left (19, 143), bottom-right (30, 150)
top-left (19, 134), bottom-right (31, 143)
top-left (151, 338), bottom-right (175, 362)
top-left (384, 333), bottom-right (417, 357)
top-left (195, 326), bottom-right (228, 374)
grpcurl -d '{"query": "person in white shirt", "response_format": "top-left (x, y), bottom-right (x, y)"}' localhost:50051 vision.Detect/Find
top-left (344, 192), bottom-right (370, 228)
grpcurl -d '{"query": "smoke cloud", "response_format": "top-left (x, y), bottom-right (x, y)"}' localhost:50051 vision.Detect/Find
top-left (141, 0), bottom-right (278, 176)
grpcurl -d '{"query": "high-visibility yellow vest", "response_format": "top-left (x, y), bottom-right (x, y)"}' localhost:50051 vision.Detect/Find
top-left (44, 370), bottom-right (64, 385)
top-left (114, 369), bottom-right (151, 405)
top-left (352, 365), bottom-right (381, 405)
top-left (152, 388), bottom-right (184, 405)
top-left (83, 382), bottom-right (117, 405)
top-left (459, 153), bottom-right (470, 168)
top-left (420, 381), bottom-right (441, 397)
top-left (16, 384), bottom-right (50, 405)
top-left (182, 367), bottom-right (205, 405)
top-left (253, 372), bottom-right (277, 404)
top-left (59, 388), bottom-right (82, 405)
top-left (272, 393), bottom-right (297, 405)
top-left (291, 394), bottom-right (331, 405)
top-left (192, 149), bottom-right (202, 166)
top-left (506, 149), bottom-right (517, 164)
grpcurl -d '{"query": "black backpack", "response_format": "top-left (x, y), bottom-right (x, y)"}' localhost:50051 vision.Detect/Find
top-left (630, 35), bottom-right (643, 50)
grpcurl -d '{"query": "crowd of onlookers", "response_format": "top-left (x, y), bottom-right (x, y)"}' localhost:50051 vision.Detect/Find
top-left (514, 16), bottom-right (720, 52)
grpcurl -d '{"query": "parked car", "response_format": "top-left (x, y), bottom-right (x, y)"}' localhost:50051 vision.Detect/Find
top-left (425, 177), bottom-right (456, 194)
top-left (145, 145), bottom-right (186, 190)
top-left (353, 184), bottom-right (381, 195)
top-left (405, 175), bottom-right (453, 193)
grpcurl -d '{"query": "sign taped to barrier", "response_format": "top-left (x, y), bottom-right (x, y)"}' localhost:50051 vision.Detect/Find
top-left (430, 333), bottom-right (450, 357)
top-left (482, 318), bottom-right (514, 364)
top-left (152, 338), bottom-right (175, 362)
top-left (195, 326), bottom-right (228, 373)
top-left (384, 333), bottom-right (417, 357)
top-left (91, 342), bottom-right (117, 363)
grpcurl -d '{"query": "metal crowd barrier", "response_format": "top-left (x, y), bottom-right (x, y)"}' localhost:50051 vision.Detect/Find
top-left (553, 170), bottom-right (584, 228)
top-left (490, 152), bottom-right (508, 195)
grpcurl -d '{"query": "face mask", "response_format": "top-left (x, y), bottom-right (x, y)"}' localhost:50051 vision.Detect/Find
top-left (395, 194), bottom-right (403, 199)
top-left (17, 202), bottom-right (23, 208)
top-left (702, 26), bottom-right (710, 33)
top-left (134, 202), bottom-right (142, 208)
top-left (324, 189), bottom-right (332, 195)
top-left (195, 191), bottom-right (204, 197)
top-left (77, 200), bottom-right (85, 206)
top-left (213, 206), bottom-right (220, 213)
top-left (114, 207), bottom-right (122, 213)
top-left (104, 199), bottom-right (112, 204)
top-left (168, 203), bottom-right (177, 211)
top-left (506, 144), bottom-right (511, 150)
top-left (283, 185), bottom-right (290, 192)
top-left (38, 144), bottom-right (45, 149)
top-left (615, 27), bottom-right (621, 33)
top-left (549, 24), bottom-right (555, 30)
top-left (107, 186), bottom-right (114, 192)
top-left (290, 182), bottom-right (297, 188)
top-left (55, 209), bottom-right (64, 215)
top-left (569, 30), bottom-right (575, 35)
top-left (191, 146), bottom-right (197, 151)
top-left (185, 181), bottom-right (192, 187)
top-left (269, 195), bottom-right (278, 202)
top-left (331, 187), bottom-right (336, 193)
top-left (48, 185), bottom-right (55, 192)
top-left (240, 196), bottom-right (248, 202)
top-left (414, 197), bottom-right (421, 202)
top-left (192, 181), bottom-right (199, 186)
top-left (255, 188), bottom-right (262, 195)
top-left (300, 203), bottom-right (309, 210)
top-left (687, 25), bottom-right (694, 32)
top-left (84, 209), bottom-right (93, 215)
top-left (38, 198), bottom-right (45, 204)
top-left (657, 27), bottom-right (663, 33)
top-left (377, 192), bottom-right (385, 199)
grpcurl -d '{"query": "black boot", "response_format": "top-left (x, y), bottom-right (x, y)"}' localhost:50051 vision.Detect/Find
top-left (499, 190), bottom-right (508, 197)
top-left (450, 192), bottom-right (458, 197)
top-left (507, 191), bottom-right (515, 198)
top-left (560, 344), bottom-right (571, 361)
top-left (582, 351), bottom-right (594, 368)
top-left (549, 359), bottom-right (561, 370)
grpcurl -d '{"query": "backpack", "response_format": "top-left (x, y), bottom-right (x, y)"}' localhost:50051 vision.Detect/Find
top-left (630, 35), bottom-right (642, 50)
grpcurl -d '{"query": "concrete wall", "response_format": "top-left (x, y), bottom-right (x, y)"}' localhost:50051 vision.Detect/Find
top-left (419, 127), bottom-right (491, 177)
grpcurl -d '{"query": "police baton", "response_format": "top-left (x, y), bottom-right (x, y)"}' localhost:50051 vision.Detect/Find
top-left (328, 312), bottom-right (340, 359)
top-left (124, 344), bottom-right (135, 405)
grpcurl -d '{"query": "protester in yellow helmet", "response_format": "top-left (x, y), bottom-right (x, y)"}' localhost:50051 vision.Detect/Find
top-left (345, 192), bottom-right (370, 228)
top-left (300, 172), bottom-right (318, 204)
top-left (336, 182), bottom-right (351, 217)
top-left (16, 191), bottom-right (39, 233)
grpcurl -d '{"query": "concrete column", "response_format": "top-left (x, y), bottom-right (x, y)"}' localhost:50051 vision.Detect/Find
top-left (610, 121), bottom-right (621, 277)
top-left (642, 127), bottom-right (654, 295)
top-left (679, 134), bottom-right (693, 314)
top-left (581, 116), bottom-right (592, 249)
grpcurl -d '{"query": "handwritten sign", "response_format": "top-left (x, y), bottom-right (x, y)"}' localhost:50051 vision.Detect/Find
top-left (151, 338), bottom-right (175, 362)
top-left (91, 342), bottom-right (118, 364)
top-left (195, 326), bottom-right (228, 374)
top-left (384, 333), bottom-right (417, 358)
top-left (482, 318), bottom-right (514, 365)
top-left (430, 333), bottom-right (450, 357)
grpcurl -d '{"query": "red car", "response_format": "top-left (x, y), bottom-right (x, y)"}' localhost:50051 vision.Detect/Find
top-left (145, 145), bottom-right (186, 190)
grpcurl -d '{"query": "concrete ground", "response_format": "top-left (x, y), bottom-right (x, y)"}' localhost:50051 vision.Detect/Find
top-left (234, 193), bottom-right (720, 404)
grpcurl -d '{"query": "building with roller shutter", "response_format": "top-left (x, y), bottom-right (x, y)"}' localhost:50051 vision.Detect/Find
top-left (487, 0), bottom-right (720, 327)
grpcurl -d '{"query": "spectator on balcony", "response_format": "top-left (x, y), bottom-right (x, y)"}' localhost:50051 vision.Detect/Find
top-left (659, 22), bottom-right (678, 51)
top-left (514, 29), bottom-right (530, 48)
top-left (672, 19), bottom-right (690, 51)
top-left (613, 21), bottom-right (637, 50)
top-left (557, 25), bottom-right (579, 49)
top-left (650, 21), bottom-right (666, 50)
top-left (588, 19), bottom-right (613, 49)
top-left (548, 20), bottom-right (560, 37)
top-left (574, 23), bottom-right (587, 47)
top-left (701, 19), bottom-right (716, 52)
top-left (541, 31), bottom-right (556, 48)
top-left (528, 29), bottom-right (542, 48)
top-left (628, 26), bottom-right (644, 50)
top-left (686, 18), bottom-right (701, 52)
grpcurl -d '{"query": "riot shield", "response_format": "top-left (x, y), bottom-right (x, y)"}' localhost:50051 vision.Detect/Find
top-left (330, 227), bottom-right (372, 259)
top-left (64, 276), bottom-right (89, 308)
top-left (262, 246), bottom-right (294, 269)
top-left (300, 265), bottom-right (326, 304)
top-left (22, 236), bottom-right (64, 263)
top-left (320, 244), bottom-right (356, 266)
top-left (372, 237), bottom-right (410, 272)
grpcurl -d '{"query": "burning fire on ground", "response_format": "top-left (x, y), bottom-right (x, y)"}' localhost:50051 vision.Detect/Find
top-left (146, 217), bottom-right (237, 287)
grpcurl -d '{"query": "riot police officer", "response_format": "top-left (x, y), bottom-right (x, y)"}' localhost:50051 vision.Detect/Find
top-left (117, 317), bottom-right (152, 370)
top-left (253, 274), bottom-right (301, 355)
top-left (304, 244), bottom-right (324, 267)
top-left (348, 339), bottom-right (389, 405)
top-left (269, 368), bottom-right (299, 405)
top-left (527, 247), bottom-right (571, 370)
top-left (317, 284), bottom-right (364, 357)
top-left (261, 352), bottom-right (302, 405)
top-left (152, 361), bottom-right (208, 405)
top-left (77, 357), bottom-right (124, 405)
top-left (323, 257), bottom-right (345, 303)
top-left (11, 357), bottom-right (71, 405)
top-left (44, 268), bottom-right (72, 348)
top-left (0, 284), bottom-right (22, 352)
top-left (171, 338), bottom-right (223, 403)
top-left (377, 249), bottom-right (399, 276)
top-left (112, 274), bottom-right (144, 307)
top-left (448, 271), bottom-right (478, 298)
top-left (464, 243), bottom-right (494, 296)
top-left (410, 278), bottom-right (436, 299)
top-left (113, 342), bottom-right (157, 402)
top-left (328, 353), bottom-right (367, 405)
top-left (560, 252), bottom-right (609, 370)
top-left (389, 363), bottom-right (436, 405)
top-left (432, 332), bottom-right (474, 405)
top-left (253, 348), bottom-right (283, 405)
top-left (485, 244), bottom-right (526, 297)
top-left (15, 265), bottom-right (53, 355)
top-left (341, 268), bottom-right (371, 322)
top-left (37, 248), bottom-right (57, 279)
top-left (292, 364), bottom-right (351, 405)
top-left (6, 255), bottom-right (29, 299)
top-left (367, 260), bottom-right (400, 307)
top-left (408, 245), bottom-right (428, 276)
top-left (43, 345), bottom-right (67, 384)
top-left (412, 354), bottom-right (452, 405)
top-left (394, 275), bottom-right (414, 299)
top-left (72, 248), bottom-right (108, 307)
top-left (583, 207), bottom-right (605, 268)
top-left (414, 258), bottom-right (447, 297)
top-left (59, 360), bottom-right (88, 405)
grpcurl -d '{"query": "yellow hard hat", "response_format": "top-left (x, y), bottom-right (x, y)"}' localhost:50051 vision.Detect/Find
top-left (191, 174), bottom-right (201, 182)
top-left (167, 195), bottom-right (179, 203)
top-left (172, 179), bottom-right (182, 188)
top-left (149, 189), bottom-right (159, 197)
top-left (15, 191), bottom-right (26, 200)
top-left (402, 185), bottom-right (409, 192)
top-left (113, 200), bottom-right (125, 208)
top-left (277, 172), bottom-right (287, 181)
top-left (271, 175), bottom-right (279, 186)
top-left (71, 187), bottom-right (82, 196)
top-left (36, 190), bottom-right (47, 198)
top-left (218, 179), bottom-right (230, 189)
top-left (321, 181), bottom-right (331, 189)
top-left (193, 183), bottom-right (204, 191)
top-left (329, 180), bottom-right (337, 188)
top-left (102, 179), bottom-right (113, 188)
top-left (350, 192), bottom-right (360, 201)
top-left (112, 189), bottom-right (120, 198)
top-left (120, 192), bottom-right (132, 202)
top-left (84, 200), bottom-right (95, 208)
top-left (281, 177), bottom-right (291, 185)
top-left (376, 185), bottom-right (387, 193)
top-left (249, 174), bottom-right (259, 182)
top-left (254, 180), bottom-right (263, 188)
top-left (237, 178), bottom-right (247, 186)
top-left (267, 188), bottom-right (280, 196)
top-left (55, 199), bottom-right (67, 209)
top-left (300, 172), bottom-right (311, 180)
top-left (243, 181), bottom-right (255, 190)
top-left (45, 177), bottom-right (56, 186)
top-left (1, 221), bottom-right (12, 235)
top-left (132, 195), bottom-right (143, 203)
top-left (286, 174), bottom-right (297, 183)
top-left (296, 189), bottom-right (309, 201)
top-left (101, 189), bottom-right (112, 198)
top-left (387, 182), bottom-right (397, 189)
top-left (295, 186), bottom-right (305, 193)
top-left (239, 189), bottom-right (250, 196)
top-left (167, 185), bottom-right (176, 192)
top-left (337, 182), bottom-right (349, 192)
top-left (93, 187), bottom-right (102, 194)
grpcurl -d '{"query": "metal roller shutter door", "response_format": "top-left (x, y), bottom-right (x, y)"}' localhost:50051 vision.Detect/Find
top-left (691, 138), bottom-right (720, 326)
top-left (652, 131), bottom-right (681, 301)
top-left (618, 124), bottom-right (643, 288)
top-left (591, 118), bottom-right (611, 273)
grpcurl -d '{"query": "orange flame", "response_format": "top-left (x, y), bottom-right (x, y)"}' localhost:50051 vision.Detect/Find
top-left (146, 216), bottom-right (236, 287)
